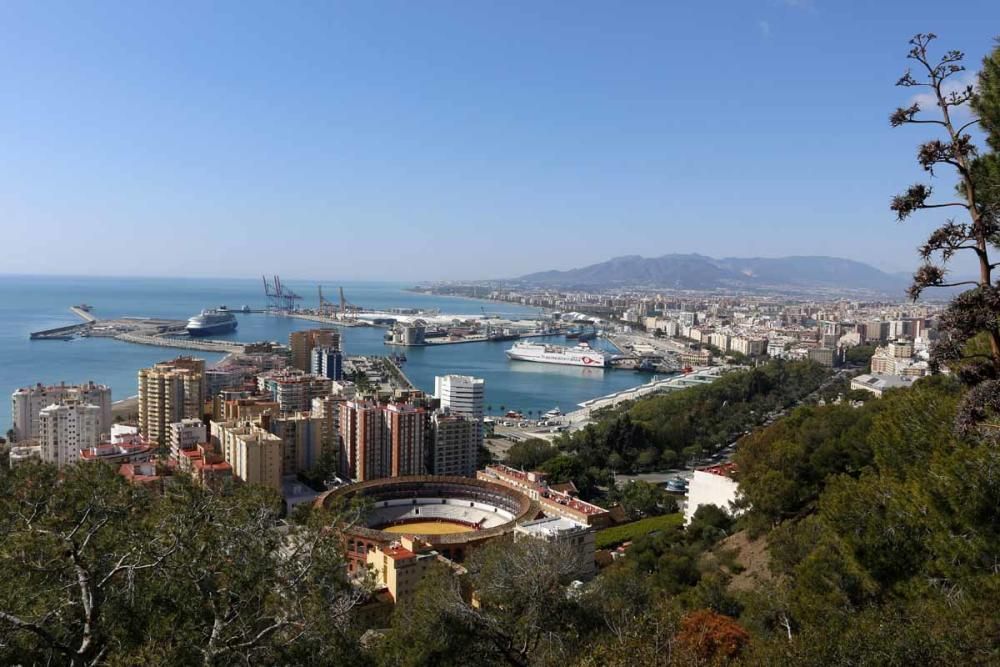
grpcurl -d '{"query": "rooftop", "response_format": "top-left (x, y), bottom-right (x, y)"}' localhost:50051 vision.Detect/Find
top-left (517, 516), bottom-right (588, 537)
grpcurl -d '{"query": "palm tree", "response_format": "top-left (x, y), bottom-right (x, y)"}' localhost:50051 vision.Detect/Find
top-left (499, 405), bottom-right (506, 415)
top-left (486, 404), bottom-right (493, 416)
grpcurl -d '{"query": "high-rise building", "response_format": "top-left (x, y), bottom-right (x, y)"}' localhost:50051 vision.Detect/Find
top-left (311, 346), bottom-right (344, 380)
top-left (38, 400), bottom-right (101, 467)
top-left (311, 395), bottom-right (345, 464)
top-left (258, 369), bottom-right (332, 413)
top-left (11, 381), bottom-right (112, 442)
top-left (338, 400), bottom-right (427, 481)
top-left (266, 412), bottom-right (325, 476)
top-left (434, 375), bottom-right (485, 449)
top-left (138, 357), bottom-right (206, 447)
top-left (289, 329), bottom-right (341, 372)
top-left (431, 410), bottom-right (477, 477)
top-left (168, 418), bottom-right (207, 460)
top-left (384, 403), bottom-right (426, 477)
top-left (214, 421), bottom-right (282, 492)
top-left (339, 400), bottom-right (384, 481)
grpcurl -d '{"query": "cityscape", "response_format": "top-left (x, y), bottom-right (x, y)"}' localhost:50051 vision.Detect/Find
top-left (2, 4), bottom-right (1000, 666)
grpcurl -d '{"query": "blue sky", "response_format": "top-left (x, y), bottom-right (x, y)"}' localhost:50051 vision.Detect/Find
top-left (1, 1), bottom-right (998, 281)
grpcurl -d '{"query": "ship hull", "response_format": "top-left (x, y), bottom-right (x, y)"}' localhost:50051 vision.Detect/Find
top-left (187, 320), bottom-right (238, 336)
top-left (505, 350), bottom-right (606, 367)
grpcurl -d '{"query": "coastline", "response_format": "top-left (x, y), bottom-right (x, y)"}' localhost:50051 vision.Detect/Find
top-left (112, 395), bottom-right (139, 422)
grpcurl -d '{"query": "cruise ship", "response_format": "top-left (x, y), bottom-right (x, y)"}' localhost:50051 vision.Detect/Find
top-left (186, 308), bottom-right (238, 336)
top-left (505, 341), bottom-right (608, 368)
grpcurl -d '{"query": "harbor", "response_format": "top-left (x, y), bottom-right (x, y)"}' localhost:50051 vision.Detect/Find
top-left (4, 276), bottom-right (680, 429)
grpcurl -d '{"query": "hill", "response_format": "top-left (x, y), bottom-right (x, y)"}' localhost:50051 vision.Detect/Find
top-left (517, 253), bottom-right (908, 294)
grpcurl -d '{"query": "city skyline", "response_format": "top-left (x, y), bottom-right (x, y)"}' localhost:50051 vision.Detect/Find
top-left (2, 1), bottom-right (998, 281)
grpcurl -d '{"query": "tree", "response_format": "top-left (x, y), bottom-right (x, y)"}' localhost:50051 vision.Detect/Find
top-left (0, 463), bottom-right (176, 666)
top-left (890, 34), bottom-right (1000, 433)
top-left (674, 609), bottom-right (750, 662)
top-left (611, 480), bottom-right (677, 520)
top-left (505, 438), bottom-right (557, 470)
top-left (0, 463), bottom-right (365, 666)
top-left (380, 539), bottom-right (584, 667)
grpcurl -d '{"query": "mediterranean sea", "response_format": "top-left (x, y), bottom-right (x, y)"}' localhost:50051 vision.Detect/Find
top-left (0, 275), bottom-right (651, 432)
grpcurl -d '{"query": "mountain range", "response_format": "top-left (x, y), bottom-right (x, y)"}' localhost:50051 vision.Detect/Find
top-left (516, 254), bottom-right (909, 294)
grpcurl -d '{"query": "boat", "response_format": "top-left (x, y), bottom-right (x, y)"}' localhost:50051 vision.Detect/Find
top-left (505, 341), bottom-right (608, 367)
top-left (241, 304), bottom-right (251, 313)
top-left (186, 309), bottom-right (238, 336)
top-left (487, 327), bottom-right (520, 342)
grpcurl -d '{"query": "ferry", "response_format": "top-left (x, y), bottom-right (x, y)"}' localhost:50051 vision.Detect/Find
top-left (186, 309), bottom-right (238, 336)
top-left (505, 341), bottom-right (608, 368)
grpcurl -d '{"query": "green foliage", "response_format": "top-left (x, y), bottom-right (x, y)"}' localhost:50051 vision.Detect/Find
top-left (595, 513), bottom-right (683, 550)
top-left (0, 463), bottom-right (364, 666)
top-left (844, 343), bottom-right (877, 365)
top-left (504, 438), bottom-right (557, 470)
top-left (735, 399), bottom-right (879, 530)
top-left (607, 480), bottom-right (678, 521)
top-left (560, 360), bottom-right (830, 476)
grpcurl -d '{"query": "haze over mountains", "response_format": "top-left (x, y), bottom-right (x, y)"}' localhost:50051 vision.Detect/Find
top-left (516, 254), bottom-right (909, 294)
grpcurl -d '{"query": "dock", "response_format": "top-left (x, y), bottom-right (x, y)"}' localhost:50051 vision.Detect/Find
top-left (282, 312), bottom-right (369, 327)
top-left (385, 331), bottom-right (558, 347)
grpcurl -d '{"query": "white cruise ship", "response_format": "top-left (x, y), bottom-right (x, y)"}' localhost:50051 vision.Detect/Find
top-left (505, 341), bottom-right (608, 368)
top-left (186, 308), bottom-right (238, 336)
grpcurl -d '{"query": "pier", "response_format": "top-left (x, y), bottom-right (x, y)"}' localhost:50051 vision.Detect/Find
top-left (70, 306), bottom-right (98, 322)
top-left (114, 332), bottom-right (246, 354)
top-left (29, 306), bottom-right (248, 354)
top-left (30, 322), bottom-right (93, 340)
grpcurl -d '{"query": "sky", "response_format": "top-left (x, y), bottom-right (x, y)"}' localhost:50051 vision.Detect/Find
top-left (1, 1), bottom-right (998, 282)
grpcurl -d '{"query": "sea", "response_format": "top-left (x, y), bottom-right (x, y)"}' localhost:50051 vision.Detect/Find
top-left (0, 275), bottom-right (652, 432)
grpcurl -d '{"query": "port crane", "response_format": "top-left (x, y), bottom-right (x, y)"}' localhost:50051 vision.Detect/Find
top-left (262, 275), bottom-right (303, 311)
top-left (317, 285), bottom-right (337, 315)
top-left (337, 287), bottom-right (362, 317)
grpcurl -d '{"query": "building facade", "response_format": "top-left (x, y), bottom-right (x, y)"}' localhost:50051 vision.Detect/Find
top-left (431, 411), bottom-right (477, 478)
top-left (168, 418), bottom-right (207, 460)
top-left (214, 421), bottom-right (282, 492)
top-left (339, 401), bottom-right (428, 481)
top-left (311, 346), bottom-right (344, 381)
top-left (434, 375), bottom-right (485, 450)
top-left (290, 328), bottom-right (341, 372)
top-left (11, 381), bottom-right (112, 442)
top-left (138, 357), bottom-right (206, 447)
top-left (258, 369), bottom-right (332, 413)
top-left (339, 400), bottom-right (385, 481)
top-left (266, 412), bottom-right (325, 476)
top-left (38, 400), bottom-right (101, 467)
top-left (384, 403), bottom-right (426, 477)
